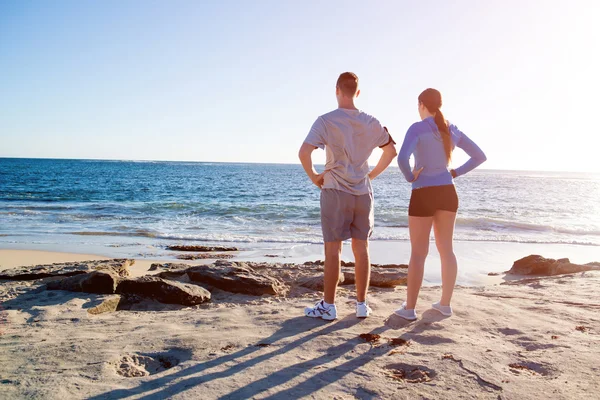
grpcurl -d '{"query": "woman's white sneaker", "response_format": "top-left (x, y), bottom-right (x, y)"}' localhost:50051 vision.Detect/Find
top-left (356, 301), bottom-right (372, 318)
top-left (394, 302), bottom-right (417, 321)
top-left (432, 301), bottom-right (453, 316)
top-left (304, 300), bottom-right (337, 320)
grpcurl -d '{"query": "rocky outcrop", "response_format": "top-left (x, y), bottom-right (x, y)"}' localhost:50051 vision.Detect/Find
top-left (369, 271), bottom-right (408, 287)
top-left (185, 261), bottom-right (285, 296)
top-left (297, 274), bottom-right (345, 291)
top-left (87, 295), bottom-right (122, 314)
top-left (0, 259), bottom-right (134, 281)
top-left (303, 260), bottom-right (408, 269)
top-left (46, 270), bottom-right (120, 294)
top-left (587, 262), bottom-right (600, 267)
top-left (508, 255), bottom-right (600, 276)
top-left (342, 270), bottom-right (408, 288)
top-left (148, 263), bottom-right (188, 272)
top-left (175, 253), bottom-right (234, 260)
top-left (373, 263), bottom-right (408, 269)
top-left (166, 245), bottom-right (238, 252)
top-left (116, 276), bottom-right (211, 306)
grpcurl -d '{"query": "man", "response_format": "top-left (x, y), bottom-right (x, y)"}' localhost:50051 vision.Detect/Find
top-left (298, 72), bottom-right (397, 320)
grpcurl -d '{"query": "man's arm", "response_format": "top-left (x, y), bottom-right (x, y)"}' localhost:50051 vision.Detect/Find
top-left (298, 142), bottom-right (324, 188)
top-left (369, 142), bottom-right (398, 180)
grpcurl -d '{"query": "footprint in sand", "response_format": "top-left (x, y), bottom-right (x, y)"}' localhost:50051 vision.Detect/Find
top-left (112, 348), bottom-right (191, 378)
top-left (385, 363), bottom-right (437, 383)
top-left (508, 361), bottom-right (558, 377)
top-left (497, 327), bottom-right (524, 336)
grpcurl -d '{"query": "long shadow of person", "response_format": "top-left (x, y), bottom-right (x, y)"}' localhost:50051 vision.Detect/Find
top-left (88, 315), bottom-right (361, 400)
top-left (220, 324), bottom-right (392, 400)
top-left (226, 309), bottom-right (455, 399)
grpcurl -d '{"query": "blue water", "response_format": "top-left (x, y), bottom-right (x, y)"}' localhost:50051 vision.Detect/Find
top-left (1, 158), bottom-right (599, 249)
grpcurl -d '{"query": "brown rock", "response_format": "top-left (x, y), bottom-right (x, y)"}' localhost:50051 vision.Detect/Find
top-left (304, 260), bottom-right (324, 266)
top-left (359, 333), bottom-right (381, 343)
top-left (175, 253), bottom-right (234, 260)
top-left (87, 295), bottom-right (122, 314)
top-left (373, 263), bottom-right (409, 269)
top-left (46, 270), bottom-right (120, 294)
top-left (0, 259), bottom-right (134, 281)
top-left (116, 276), bottom-right (211, 306)
top-left (297, 274), bottom-right (344, 291)
top-left (508, 255), bottom-right (600, 276)
top-left (342, 270), bottom-right (407, 288)
top-left (155, 271), bottom-right (190, 282)
top-left (302, 260), bottom-right (408, 269)
top-left (149, 263), bottom-right (189, 272)
top-left (342, 272), bottom-right (356, 285)
top-left (586, 262), bottom-right (600, 267)
top-left (166, 245), bottom-right (238, 252)
top-left (370, 271), bottom-right (408, 287)
top-left (186, 261), bottom-right (284, 296)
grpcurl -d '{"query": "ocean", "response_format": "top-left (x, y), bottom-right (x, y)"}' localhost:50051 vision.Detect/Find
top-left (1, 158), bottom-right (599, 254)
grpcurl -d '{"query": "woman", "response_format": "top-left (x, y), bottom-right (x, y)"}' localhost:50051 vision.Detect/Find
top-left (395, 88), bottom-right (486, 320)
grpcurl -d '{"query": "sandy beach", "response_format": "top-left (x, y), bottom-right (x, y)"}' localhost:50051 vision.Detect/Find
top-left (1, 248), bottom-right (599, 399)
top-left (3, 1), bottom-right (599, 398)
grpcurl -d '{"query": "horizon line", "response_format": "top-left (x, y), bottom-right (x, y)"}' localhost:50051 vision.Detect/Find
top-left (0, 156), bottom-right (598, 175)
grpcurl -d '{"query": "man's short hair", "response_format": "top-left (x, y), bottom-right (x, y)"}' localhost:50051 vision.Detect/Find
top-left (336, 72), bottom-right (359, 97)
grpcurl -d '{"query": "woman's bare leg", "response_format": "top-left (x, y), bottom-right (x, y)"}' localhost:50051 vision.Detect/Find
top-left (406, 216), bottom-right (434, 309)
top-left (433, 210), bottom-right (458, 306)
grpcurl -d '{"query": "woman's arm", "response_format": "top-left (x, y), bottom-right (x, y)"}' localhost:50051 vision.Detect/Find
top-left (397, 125), bottom-right (419, 182)
top-left (452, 133), bottom-right (487, 177)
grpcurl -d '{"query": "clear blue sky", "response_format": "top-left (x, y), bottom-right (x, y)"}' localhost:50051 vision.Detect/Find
top-left (1, 1), bottom-right (598, 171)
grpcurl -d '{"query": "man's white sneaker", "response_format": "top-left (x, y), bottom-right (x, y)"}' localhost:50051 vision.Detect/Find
top-left (356, 301), bottom-right (372, 318)
top-left (304, 300), bottom-right (337, 320)
top-left (394, 302), bottom-right (417, 321)
top-left (432, 301), bottom-right (453, 316)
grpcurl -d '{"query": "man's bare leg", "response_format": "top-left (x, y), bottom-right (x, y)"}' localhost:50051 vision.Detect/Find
top-left (324, 241), bottom-right (342, 304)
top-left (351, 238), bottom-right (370, 302)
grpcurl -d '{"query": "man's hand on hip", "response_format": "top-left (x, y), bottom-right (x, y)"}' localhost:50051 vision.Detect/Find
top-left (310, 172), bottom-right (325, 188)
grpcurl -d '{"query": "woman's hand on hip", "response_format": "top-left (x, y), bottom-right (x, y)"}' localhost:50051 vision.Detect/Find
top-left (410, 167), bottom-right (424, 183)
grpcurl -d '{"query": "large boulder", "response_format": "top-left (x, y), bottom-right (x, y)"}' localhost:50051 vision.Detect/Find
top-left (46, 270), bottom-right (120, 294)
top-left (342, 270), bottom-right (407, 288)
top-left (116, 276), bottom-right (211, 306)
top-left (186, 261), bottom-right (285, 296)
top-left (0, 259), bottom-right (134, 281)
top-left (297, 274), bottom-right (344, 291)
top-left (508, 255), bottom-right (600, 276)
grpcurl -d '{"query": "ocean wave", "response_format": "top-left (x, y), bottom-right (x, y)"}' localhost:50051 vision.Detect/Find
top-left (69, 230), bottom-right (324, 244)
top-left (69, 229), bottom-right (160, 238)
top-left (366, 217), bottom-right (600, 237)
top-left (63, 229), bottom-right (600, 247)
top-left (370, 233), bottom-right (599, 247)
top-left (454, 217), bottom-right (600, 236)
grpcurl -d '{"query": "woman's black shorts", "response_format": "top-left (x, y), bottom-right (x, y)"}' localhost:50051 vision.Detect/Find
top-left (408, 184), bottom-right (459, 217)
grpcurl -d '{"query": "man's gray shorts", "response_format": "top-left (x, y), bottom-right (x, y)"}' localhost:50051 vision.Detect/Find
top-left (320, 189), bottom-right (374, 242)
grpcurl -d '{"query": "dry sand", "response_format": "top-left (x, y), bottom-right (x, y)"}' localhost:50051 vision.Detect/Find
top-left (1, 251), bottom-right (599, 399)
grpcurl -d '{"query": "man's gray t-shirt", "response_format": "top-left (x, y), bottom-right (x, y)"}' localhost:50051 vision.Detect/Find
top-left (304, 108), bottom-right (393, 195)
